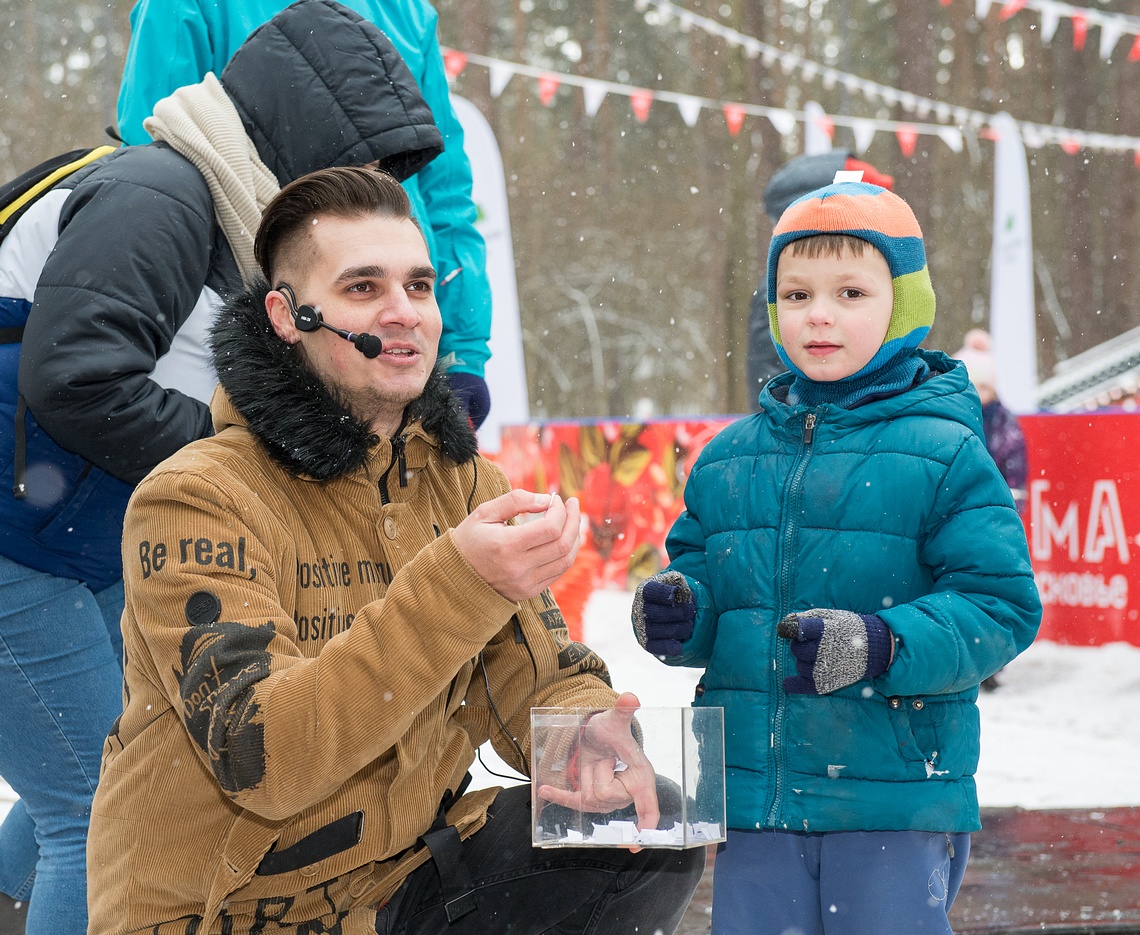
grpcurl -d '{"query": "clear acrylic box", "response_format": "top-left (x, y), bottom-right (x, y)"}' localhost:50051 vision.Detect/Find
top-left (531, 705), bottom-right (725, 849)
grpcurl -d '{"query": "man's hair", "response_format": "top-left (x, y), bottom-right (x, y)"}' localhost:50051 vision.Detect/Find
top-left (254, 166), bottom-right (416, 283)
top-left (783, 233), bottom-right (873, 261)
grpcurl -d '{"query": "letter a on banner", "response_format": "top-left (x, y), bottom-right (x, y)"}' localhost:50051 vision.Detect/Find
top-left (450, 96), bottom-right (529, 452)
top-left (989, 111), bottom-right (1038, 413)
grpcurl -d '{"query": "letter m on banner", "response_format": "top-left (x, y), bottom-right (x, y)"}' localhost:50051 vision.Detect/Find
top-left (1031, 480), bottom-right (1078, 561)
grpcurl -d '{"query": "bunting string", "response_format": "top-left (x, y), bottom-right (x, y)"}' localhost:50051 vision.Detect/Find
top-left (443, 47), bottom-right (1140, 159)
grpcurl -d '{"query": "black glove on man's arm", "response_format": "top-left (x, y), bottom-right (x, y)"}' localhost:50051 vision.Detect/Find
top-left (632, 571), bottom-right (696, 658)
top-left (777, 609), bottom-right (895, 695)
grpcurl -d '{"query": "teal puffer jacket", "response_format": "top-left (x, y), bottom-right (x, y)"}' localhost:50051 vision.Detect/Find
top-left (661, 351), bottom-right (1041, 834)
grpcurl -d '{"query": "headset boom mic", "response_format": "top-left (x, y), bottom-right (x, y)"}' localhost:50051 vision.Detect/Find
top-left (318, 320), bottom-right (383, 359)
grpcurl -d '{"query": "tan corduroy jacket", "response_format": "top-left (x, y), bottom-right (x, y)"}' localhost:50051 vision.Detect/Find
top-left (87, 389), bottom-right (616, 935)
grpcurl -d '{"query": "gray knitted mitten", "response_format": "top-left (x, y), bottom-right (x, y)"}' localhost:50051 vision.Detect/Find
top-left (777, 608), bottom-right (894, 695)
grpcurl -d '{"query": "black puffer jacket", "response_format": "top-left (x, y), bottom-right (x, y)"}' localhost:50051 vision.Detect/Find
top-left (3, 0), bottom-right (442, 588)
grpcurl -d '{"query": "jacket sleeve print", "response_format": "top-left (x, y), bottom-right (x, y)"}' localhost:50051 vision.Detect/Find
top-left (874, 431), bottom-right (1041, 697)
top-left (123, 466), bottom-right (519, 820)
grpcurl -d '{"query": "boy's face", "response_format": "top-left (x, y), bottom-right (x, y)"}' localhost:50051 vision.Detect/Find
top-left (775, 242), bottom-right (894, 382)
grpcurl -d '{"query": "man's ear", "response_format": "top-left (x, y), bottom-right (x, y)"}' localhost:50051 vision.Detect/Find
top-left (265, 290), bottom-right (300, 344)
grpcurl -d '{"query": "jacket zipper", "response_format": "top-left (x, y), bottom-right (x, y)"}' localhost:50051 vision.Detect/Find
top-left (767, 411), bottom-right (818, 828)
top-left (378, 435), bottom-right (408, 505)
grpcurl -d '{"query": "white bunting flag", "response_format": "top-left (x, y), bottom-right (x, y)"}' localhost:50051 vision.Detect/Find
top-left (937, 126), bottom-right (964, 152)
top-left (766, 109), bottom-right (797, 136)
top-left (1039, 5), bottom-right (1061, 43)
top-left (583, 80), bottom-right (608, 117)
top-left (1099, 22), bottom-right (1124, 59)
top-left (489, 62), bottom-right (514, 98)
top-left (676, 95), bottom-right (703, 127)
top-left (852, 119), bottom-right (878, 154)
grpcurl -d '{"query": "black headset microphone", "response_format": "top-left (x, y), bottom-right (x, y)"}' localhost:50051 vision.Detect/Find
top-left (278, 284), bottom-right (383, 359)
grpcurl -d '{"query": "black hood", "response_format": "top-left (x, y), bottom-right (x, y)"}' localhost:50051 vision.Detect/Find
top-left (220, 0), bottom-right (443, 186)
top-left (209, 280), bottom-right (479, 480)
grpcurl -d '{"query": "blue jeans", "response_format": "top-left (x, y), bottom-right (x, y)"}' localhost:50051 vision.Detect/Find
top-left (712, 827), bottom-right (971, 935)
top-left (0, 554), bottom-right (124, 934)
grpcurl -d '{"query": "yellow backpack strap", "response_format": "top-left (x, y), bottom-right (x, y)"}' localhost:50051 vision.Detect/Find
top-left (0, 144), bottom-right (117, 226)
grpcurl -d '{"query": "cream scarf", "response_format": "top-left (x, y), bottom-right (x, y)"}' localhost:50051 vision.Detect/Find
top-left (144, 74), bottom-right (279, 284)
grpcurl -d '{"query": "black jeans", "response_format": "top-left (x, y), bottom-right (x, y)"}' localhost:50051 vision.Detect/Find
top-left (376, 784), bottom-right (705, 935)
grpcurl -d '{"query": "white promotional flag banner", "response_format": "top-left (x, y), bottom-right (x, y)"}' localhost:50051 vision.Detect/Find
top-left (989, 111), bottom-right (1038, 413)
top-left (450, 96), bottom-right (530, 451)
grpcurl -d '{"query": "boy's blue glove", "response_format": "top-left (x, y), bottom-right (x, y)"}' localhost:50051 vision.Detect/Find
top-left (632, 571), bottom-right (696, 657)
top-left (777, 609), bottom-right (895, 695)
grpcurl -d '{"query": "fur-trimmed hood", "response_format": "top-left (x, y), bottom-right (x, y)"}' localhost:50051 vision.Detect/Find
top-left (209, 279), bottom-right (479, 480)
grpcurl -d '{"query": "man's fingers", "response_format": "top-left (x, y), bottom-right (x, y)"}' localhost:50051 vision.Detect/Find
top-left (471, 489), bottom-right (554, 525)
top-left (612, 692), bottom-right (641, 720)
top-left (538, 784), bottom-right (583, 811)
top-left (625, 773), bottom-right (660, 831)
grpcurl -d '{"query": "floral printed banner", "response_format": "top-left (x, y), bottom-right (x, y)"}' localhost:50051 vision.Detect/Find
top-left (489, 419), bottom-right (732, 638)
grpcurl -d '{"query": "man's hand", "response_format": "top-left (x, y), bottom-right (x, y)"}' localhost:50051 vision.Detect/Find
top-left (538, 692), bottom-right (660, 834)
top-left (451, 489), bottom-right (581, 602)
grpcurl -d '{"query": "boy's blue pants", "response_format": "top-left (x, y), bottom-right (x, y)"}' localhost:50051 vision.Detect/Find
top-left (712, 827), bottom-right (971, 934)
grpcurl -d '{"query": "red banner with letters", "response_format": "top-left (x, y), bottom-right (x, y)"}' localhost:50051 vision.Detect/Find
top-left (489, 414), bottom-right (1140, 647)
top-left (1020, 413), bottom-right (1140, 646)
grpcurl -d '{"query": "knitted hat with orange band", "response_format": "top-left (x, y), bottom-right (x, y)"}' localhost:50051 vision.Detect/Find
top-left (766, 181), bottom-right (936, 380)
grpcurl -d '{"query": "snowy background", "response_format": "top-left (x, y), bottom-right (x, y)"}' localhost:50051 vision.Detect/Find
top-left (2, 587), bottom-right (1137, 821)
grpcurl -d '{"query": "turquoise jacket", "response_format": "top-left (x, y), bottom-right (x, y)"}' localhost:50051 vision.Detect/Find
top-left (660, 351), bottom-right (1040, 834)
top-left (117, 0), bottom-right (490, 378)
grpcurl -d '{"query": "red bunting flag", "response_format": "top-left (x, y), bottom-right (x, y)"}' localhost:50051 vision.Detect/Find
top-left (537, 73), bottom-right (561, 106)
top-left (442, 49), bottom-right (467, 79)
top-left (1071, 13), bottom-right (1088, 50)
top-left (1129, 34), bottom-right (1140, 61)
top-left (998, 0), bottom-right (1027, 22)
top-left (630, 89), bottom-right (653, 123)
top-left (896, 124), bottom-right (918, 157)
top-left (816, 113), bottom-right (835, 140)
top-left (1061, 138), bottom-right (1080, 154)
top-left (939, 0), bottom-right (951, 6)
top-left (723, 103), bottom-right (746, 136)
top-left (1135, 149), bottom-right (1140, 167)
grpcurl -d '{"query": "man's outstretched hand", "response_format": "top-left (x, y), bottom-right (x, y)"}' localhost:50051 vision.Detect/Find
top-left (537, 692), bottom-right (660, 837)
top-left (452, 489), bottom-right (581, 602)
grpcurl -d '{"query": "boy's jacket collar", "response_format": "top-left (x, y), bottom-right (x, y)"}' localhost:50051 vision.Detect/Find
top-left (209, 279), bottom-right (478, 480)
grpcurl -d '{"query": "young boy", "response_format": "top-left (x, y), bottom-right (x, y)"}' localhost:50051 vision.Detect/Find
top-left (632, 181), bottom-right (1041, 935)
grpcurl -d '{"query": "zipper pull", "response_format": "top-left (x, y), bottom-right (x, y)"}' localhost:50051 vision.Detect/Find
top-left (395, 436), bottom-right (408, 487)
top-left (802, 412), bottom-right (817, 444)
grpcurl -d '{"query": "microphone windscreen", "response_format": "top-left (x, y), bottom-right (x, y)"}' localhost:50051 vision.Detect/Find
top-left (356, 334), bottom-right (383, 359)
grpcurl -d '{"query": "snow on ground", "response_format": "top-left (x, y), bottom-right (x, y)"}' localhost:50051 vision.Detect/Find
top-left (2, 588), bottom-right (1137, 822)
